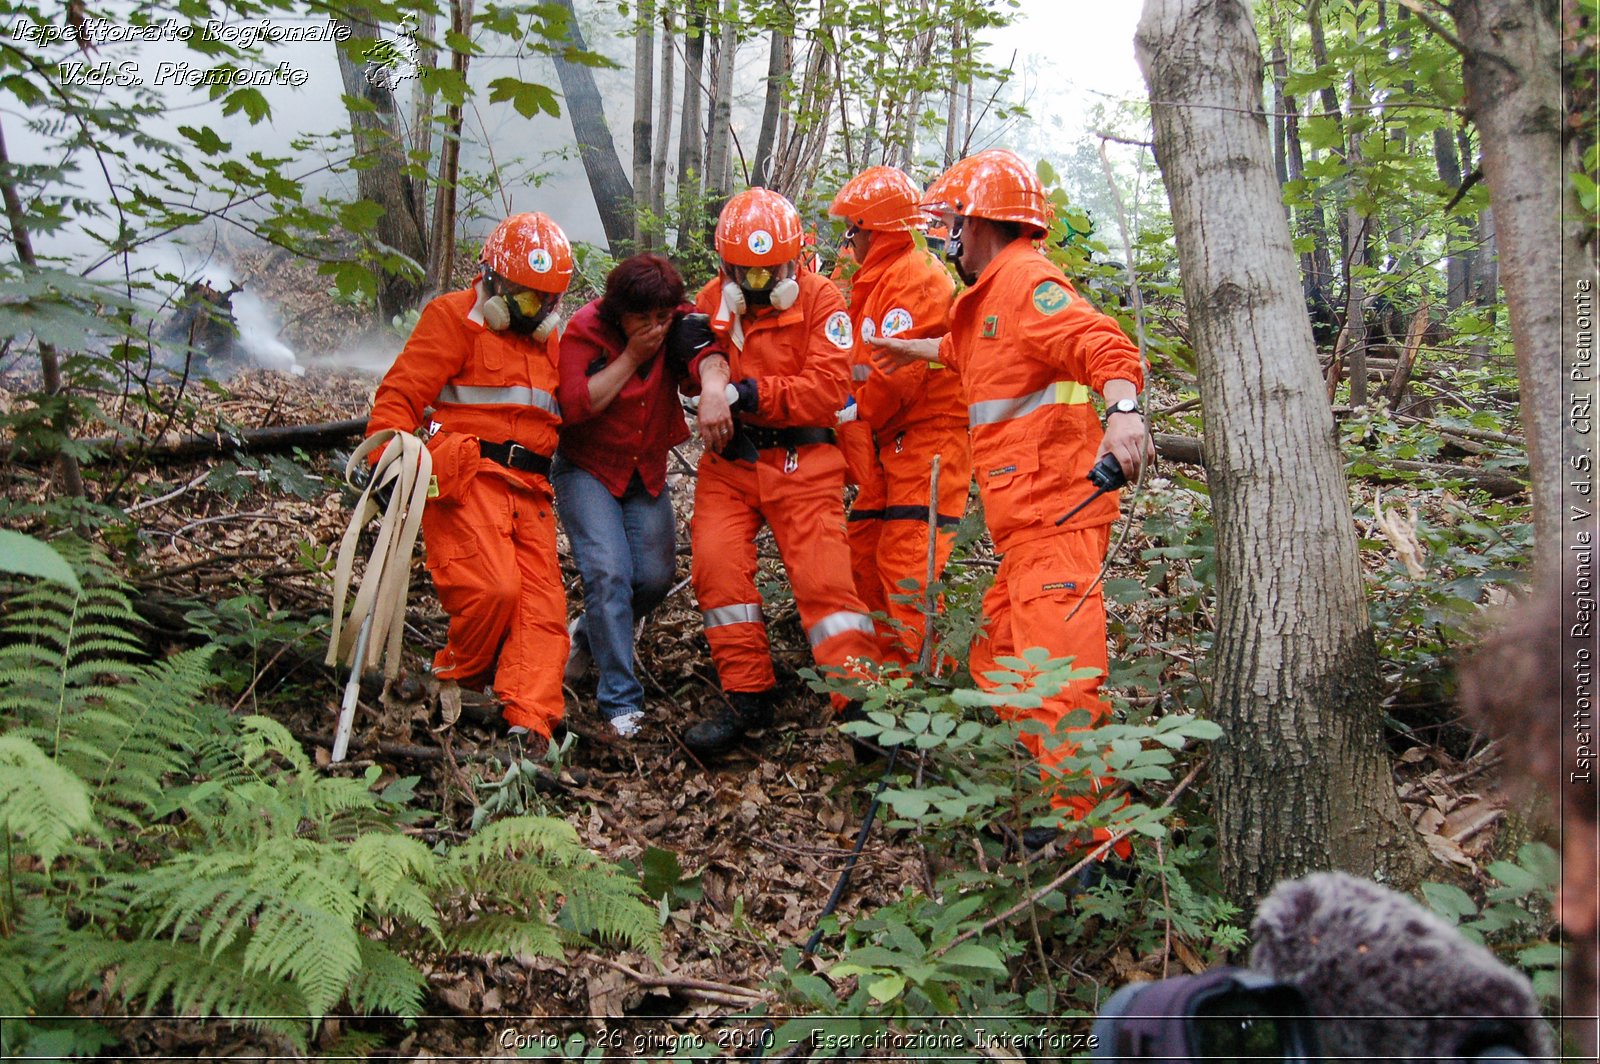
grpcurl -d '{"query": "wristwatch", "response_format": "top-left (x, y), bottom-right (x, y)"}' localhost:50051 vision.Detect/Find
top-left (1105, 397), bottom-right (1143, 420)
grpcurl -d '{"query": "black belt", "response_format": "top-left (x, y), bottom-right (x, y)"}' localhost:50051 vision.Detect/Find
top-left (740, 425), bottom-right (836, 451)
top-left (479, 439), bottom-right (552, 476)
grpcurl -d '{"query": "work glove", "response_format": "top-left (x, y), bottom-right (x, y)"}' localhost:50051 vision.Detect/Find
top-left (723, 378), bottom-right (759, 414)
top-left (836, 397), bottom-right (859, 424)
top-left (665, 312), bottom-right (718, 368)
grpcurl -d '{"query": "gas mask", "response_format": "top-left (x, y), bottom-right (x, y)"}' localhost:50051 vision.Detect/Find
top-left (725, 262), bottom-right (799, 311)
top-left (481, 271), bottom-right (559, 339)
top-left (945, 216), bottom-right (976, 286)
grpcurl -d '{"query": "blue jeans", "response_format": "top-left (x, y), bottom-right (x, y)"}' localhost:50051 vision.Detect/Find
top-left (552, 456), bottom-right (677, 720)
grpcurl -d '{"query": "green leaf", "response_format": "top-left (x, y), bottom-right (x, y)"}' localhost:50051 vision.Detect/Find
top-left (866, 972), bottom-right (905, 1002)
top-left (220, 87), bottom-right (271, 125)
top-left (938, 942), bottom-right (1007, 974)
top-left (488, 77), bottom-right (562, 119)
top-left (0, 530), bottom-right (81, 591)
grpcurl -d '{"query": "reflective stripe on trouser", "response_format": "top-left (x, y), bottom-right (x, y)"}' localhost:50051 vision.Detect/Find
top-left (691, 444), bottom-right (878, 701)
top-left (422, 468), bottom-right (568, 736)
top-left (967, 525), bottom-right (1130, 858)
top-left (850, 423), bottom-right (971, 664)
top-left (968, 379), bottom-right (1090, 428)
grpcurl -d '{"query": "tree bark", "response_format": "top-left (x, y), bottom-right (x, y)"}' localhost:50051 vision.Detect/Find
top-left (703, 0), bottom-right (737, 195)
top-left (652, 8), bottom-right (675, 223)
top-left (1137, 0), bottom-right (1427, 907)
top-left (632, 0), bottom-right (655, 249)
top-left (548, 0), bottom-right (635, 252)
top-left (1455, 0), bottom-right (1586, 577)
top-left (333, 15), bottom-right (429, 321)
top-left (751, 29), bottom-right (787, 187)
top-left (1433, 125), bottom-right (1473, 309)
top-left (426, 0), bottom-right (472, 292)
top-left (676, 1), bottom-right (708, 250)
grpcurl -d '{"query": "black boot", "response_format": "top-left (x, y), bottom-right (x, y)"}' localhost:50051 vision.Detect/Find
top-left (683, 690), bottom-right (773, 758)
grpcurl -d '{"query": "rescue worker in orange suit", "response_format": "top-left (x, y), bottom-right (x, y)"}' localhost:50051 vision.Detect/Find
top-left (828, 165), bottom-right (969, 665)
top-left (872, 150), bottom-right (1155, 854)
top-left (681, 187), bottom-right (880, 758)
top-left (366, 212), bottom-right (575, 749)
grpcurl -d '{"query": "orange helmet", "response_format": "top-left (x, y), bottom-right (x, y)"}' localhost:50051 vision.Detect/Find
top-left (480, 212), bottom-right (573, 294)
top-left (715, 188), bottom-right (804, 267)
top-left (829, 166), bottom-right (929, 232)
top-left (922, 149), bottom-right (1052, 237)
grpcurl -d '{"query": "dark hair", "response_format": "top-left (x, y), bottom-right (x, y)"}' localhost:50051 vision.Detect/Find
top-left (596, 253), bottom-right (685, 327)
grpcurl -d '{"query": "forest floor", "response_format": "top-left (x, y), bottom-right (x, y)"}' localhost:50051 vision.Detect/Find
top-left (9, 252), bottom-right (1534, 1059)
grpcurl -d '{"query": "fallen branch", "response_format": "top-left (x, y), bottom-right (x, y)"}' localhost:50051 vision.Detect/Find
top-left (74, 416), bottom-right (369, 464)
top-left (596, 959), bottom-right (765, 1003)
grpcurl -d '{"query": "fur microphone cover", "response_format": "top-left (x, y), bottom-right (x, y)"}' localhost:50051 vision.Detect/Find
top-left (1250, 872), bottom-right (1554, 1061)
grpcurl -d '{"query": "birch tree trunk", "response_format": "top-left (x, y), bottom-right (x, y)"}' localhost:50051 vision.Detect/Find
top-left (632, 0), bottom-right (655, 248)
top-left (426, 0), bottom-right (471, 291)
top-left (1455, 0), bottom-right (1592, 577)
top-left (751, 29), bottom-right (787, 187)
top-left (1136, 0), bottom-right (1427, 906)
top-left (652, 8), bottom-right (675, 223)
top-left (703, 0), bottom-right (736, 196)
top-left (549, 0), bottom-right (634, 251)
top-left (676, 2), bottom-right (708, 249)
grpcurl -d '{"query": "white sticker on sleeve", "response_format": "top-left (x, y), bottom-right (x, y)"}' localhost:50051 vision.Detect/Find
top-left (860, 317), bottom-right (877, 344)
top-left (881, 307), bottom-right (914, 337)
top-left (825, 310), bottom-right (853, 350)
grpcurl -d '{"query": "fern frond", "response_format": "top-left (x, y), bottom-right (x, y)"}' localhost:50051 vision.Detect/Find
top-left (347, 834), bottom-right (443, 942)
top-left (238, 715), bottom-right (313, 774)
top-left (345, 938), bottom-right (426, 1018)
top-left (0, 734), bottom-right (97, 864)
top-left (242, 899), bottom-right (362, 1017)
top-left (448, 815), bottom-right (584, 868)
top-left (445, 913), bottom-right (564, 960)
top-left (558, 880), bottom-right (663, 960)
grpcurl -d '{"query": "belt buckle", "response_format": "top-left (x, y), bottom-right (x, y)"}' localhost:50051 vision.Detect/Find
top-left (505, 441), bottom-right (527, 469)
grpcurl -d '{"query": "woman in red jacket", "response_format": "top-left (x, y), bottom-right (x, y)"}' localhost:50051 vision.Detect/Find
top-left (554, 254), bottom-right (717, 737)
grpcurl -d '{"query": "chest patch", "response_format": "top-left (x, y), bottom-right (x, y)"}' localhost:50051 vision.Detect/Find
top-left (880, 307), bottom-right (914, 337)
top-left (1032, 280), bottom-right (1071, 315)
top-left (987, 464), bottom-right (1017, 478)
top-left (981, 315), bottom-right (1000, 339)
top-left (860, 316), bottom-right (877, 344)
top-left (825, 310), bottom-right (854, 350)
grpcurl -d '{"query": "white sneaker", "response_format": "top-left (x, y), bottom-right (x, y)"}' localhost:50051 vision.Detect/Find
top-left (608, 710), bottom-right (644, 738)
top-left (563, 616), bottom-right (592, 684)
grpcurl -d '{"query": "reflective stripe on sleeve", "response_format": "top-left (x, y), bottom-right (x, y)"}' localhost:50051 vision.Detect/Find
top-left (851, 365), bottom-right (871, 382)
top-left (967, 380), bottom-right (1090, 428)
top-left (703, 603), bottom-right (764, 629)
top-left (437, 384), bottom-right (561, 418)
top-left (807, 610), bottom-right (876, 647)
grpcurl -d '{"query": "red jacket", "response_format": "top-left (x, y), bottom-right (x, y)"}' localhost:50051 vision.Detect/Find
top-left (845, 231), bottom-right (961, 437)
top-left (368, 283), bottom-right (562, 468)
top-left (555, 300), bottom-right (692, 497)
top-left (694, 272), bottom-right (852, 427)
top-left (941, 239), bottom-right (1143, 550)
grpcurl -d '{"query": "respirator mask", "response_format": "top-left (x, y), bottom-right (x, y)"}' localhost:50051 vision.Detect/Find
top-left (723, 261), bottom-right (799, 312)
top-left (481, 269), bottom-right (560, 339)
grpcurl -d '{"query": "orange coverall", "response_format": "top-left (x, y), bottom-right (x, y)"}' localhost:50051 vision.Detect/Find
top-left (841, 231), bottom-right (969, 663)
top-left (940, 239), bottom-right (1143, 837)
top-left (366, 284), bottom-right (569, 737)
top-left (690, 271), bottom-right (878, 701)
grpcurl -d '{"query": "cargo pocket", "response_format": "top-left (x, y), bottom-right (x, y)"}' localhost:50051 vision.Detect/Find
top-left (426, 431), bottom-right (482, 505)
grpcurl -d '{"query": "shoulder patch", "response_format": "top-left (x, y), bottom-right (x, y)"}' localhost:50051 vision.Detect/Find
top-left (981, 315), bottom-right (1000, 339)
top-left (860, 316), bottom-right (877, 344)
top-left (1032, 280), bottom-right (1072, 315)
top-left (880, 307), bottom-right (914, 337)
top-left (825, 310), bottom-right (854, 350)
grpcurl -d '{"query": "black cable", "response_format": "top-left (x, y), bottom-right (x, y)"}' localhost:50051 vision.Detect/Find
top-left (802, 743), bottom-right (901, 957)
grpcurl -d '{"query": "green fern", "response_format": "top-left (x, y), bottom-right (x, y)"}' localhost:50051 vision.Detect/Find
top-left (0, 546), bottom-right (660, 1056)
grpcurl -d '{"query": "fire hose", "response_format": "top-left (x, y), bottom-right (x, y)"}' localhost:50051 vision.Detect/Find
top-left (325, 429), bottom-right (433, 762)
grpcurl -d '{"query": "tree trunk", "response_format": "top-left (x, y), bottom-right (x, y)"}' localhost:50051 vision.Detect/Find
top-left (0, 117), bottom-right (84, 499)
top-left (751, 29), bottom-right (787, 187)
top-left (1136, 0), bottom-right (1427, 907)
top-left (1433, 125), bottom-right (1472, 309)
top-left (652, 8), bottom-right (675, 223)
top-left (632, 0), bottom-right (655, 249)
top-left (1455, 0), bottom-right (1585, 577)
top-left (704, 0), bottom-right (737, 195)
top-left (548, 0), bottom-right (635, 252)
top-left (334, 15), bottom-right (429, 321)
top-left (676, 2), bottom-right (708, 250)
top-left (426, 0), bottom-right (472, 293)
